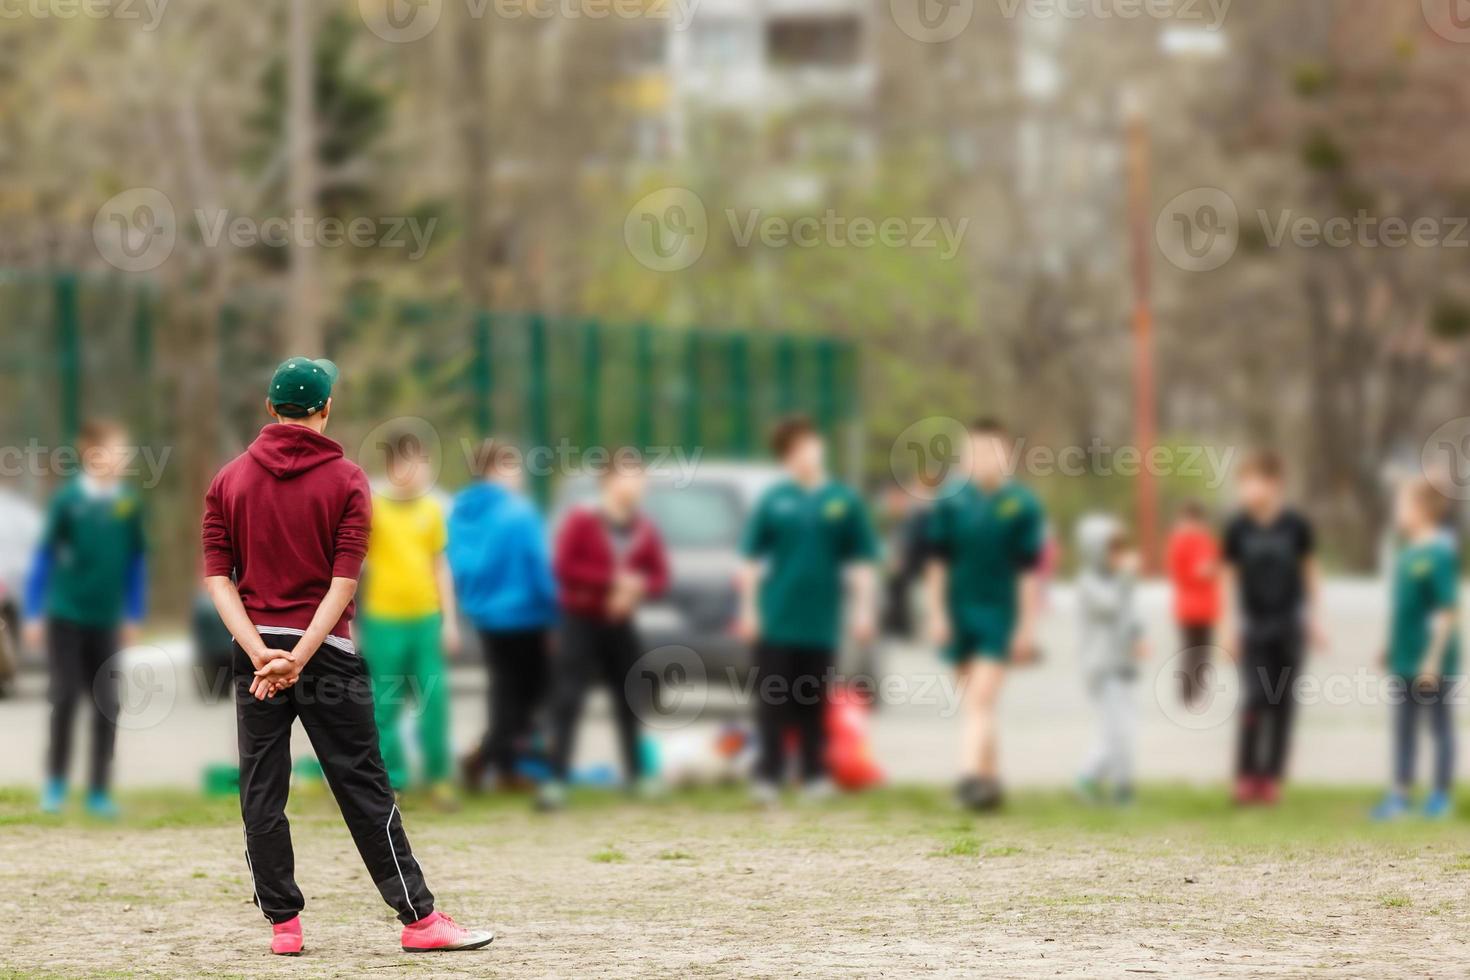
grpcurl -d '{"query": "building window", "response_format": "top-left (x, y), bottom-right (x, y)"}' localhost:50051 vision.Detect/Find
top-left (766, 15), bottom-right (861, 68)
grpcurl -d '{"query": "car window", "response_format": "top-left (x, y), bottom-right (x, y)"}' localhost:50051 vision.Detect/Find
top-left (642, 485), bottom-right (744, 549)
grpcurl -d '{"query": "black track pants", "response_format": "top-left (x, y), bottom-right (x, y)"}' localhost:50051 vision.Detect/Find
top-left (46, 618), bottom-right (120, 791)
top-left (1236, 624), bottom-right (1303, 781)
top-left (753, 642), bottom-right (832, 786)
top-left (478, 627), bottom-right (550, 777)
top-left (547, 614), bottom-right (645, 784)
top-left (235, 634), bottom-right (435, 925)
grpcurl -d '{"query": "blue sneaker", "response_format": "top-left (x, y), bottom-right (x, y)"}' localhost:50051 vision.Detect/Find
top-left (1371, 791), bottom-right (1410, 822)
top-left (1423, 790), bottom-right (1453, 820)
top-left (85, 789), bottom-right (120, 820)
top-left (40, 778), bottom-right (66, 815)
top-left (1074, 776), bottom-right (1104, 805)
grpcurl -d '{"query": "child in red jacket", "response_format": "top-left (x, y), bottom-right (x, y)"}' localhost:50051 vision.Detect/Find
top-left (542, 450), bottom-right (670, 810)
top-left (1165, 499), bottom-right (1222, 707)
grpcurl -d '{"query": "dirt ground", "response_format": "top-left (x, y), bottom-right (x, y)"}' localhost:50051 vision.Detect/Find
top-left (1, 786), bottom-right (1467, 979)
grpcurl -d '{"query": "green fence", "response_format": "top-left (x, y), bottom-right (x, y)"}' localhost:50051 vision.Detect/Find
top-left (0, 272), bottom-right (160, 472)
top-left (1, 272), bottom-right (862, 506)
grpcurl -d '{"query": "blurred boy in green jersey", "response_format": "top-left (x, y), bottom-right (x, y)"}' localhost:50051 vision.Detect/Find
top-left (1372, 478), bottom-right (1458, 822)
top-left (737, 416), bottom-right (879, 804)
top-left (925, 419), bottom-right (1044, 811)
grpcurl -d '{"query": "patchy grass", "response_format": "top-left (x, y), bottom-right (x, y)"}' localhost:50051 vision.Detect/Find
top-left (590, 846), bottom-right (628, 863)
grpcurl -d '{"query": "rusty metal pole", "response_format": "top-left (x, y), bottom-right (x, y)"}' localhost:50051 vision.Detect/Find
top-left (1126, 107), bottom-right (1160, 574)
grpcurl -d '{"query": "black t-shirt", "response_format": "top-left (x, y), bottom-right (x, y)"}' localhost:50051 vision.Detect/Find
top-left (1223, 508), bottom-right (1314, 623)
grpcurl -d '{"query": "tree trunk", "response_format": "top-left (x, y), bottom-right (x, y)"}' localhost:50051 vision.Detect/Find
top-left (286, 0), bottom-right (321, 352)
top-left (455, 12), bottom-right (492, 311)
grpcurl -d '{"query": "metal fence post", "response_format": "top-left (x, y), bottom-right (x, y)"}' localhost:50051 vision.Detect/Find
top-left (581, 319), bottom-right (601, 449)
top-left (473, 310), bottom-right (493, 434)
top-left (133, 286), bottom-right (155, 448)
top-left (729, 333), bottom-right (751, 457)
top-left (54, 272), bottom-right (81, 444)
top-left (682, 331), bottom-right (701, 453)
top-left (635, 324), bottom-right (654, 451)
top-left (816, 337), bottom-right (837, 435)
top-left (775, 336), bottom-right (796, 415)
top-left (527, 313), bottom-right (551, 507)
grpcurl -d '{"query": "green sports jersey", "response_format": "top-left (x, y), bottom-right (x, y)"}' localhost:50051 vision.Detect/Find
top-left (39, 480), bottom-right (147, 628)
top-left (1388, 538), bottom-right (1460, 679)
top-left (927, 480), bottom-right (1045, 621)
top-left (741, 480), bottom-right (880, 650)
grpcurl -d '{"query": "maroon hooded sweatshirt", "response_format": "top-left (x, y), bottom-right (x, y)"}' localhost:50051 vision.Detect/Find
top-left (202, 424), bottom-right (372, 648)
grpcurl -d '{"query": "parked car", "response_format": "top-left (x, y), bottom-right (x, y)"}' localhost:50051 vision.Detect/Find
top-left (552, 462), bottom-right (884, 689)
top-left (0, 489), bottom-right (44, 689)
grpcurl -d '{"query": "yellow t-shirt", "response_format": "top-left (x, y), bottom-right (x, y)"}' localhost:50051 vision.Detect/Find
top-left (363, 493), bottom-right (447, 619)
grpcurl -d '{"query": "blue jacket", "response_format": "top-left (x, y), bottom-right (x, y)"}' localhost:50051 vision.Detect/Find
top-left (447, 482), bottom-right (558, 631)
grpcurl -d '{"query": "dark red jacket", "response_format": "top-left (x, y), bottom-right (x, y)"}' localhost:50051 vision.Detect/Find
top-left (553, 504), bottom-right (670, 621)
top-left (202, 424), bottom-right (372, 645)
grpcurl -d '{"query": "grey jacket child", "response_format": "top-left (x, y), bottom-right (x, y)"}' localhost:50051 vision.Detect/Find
top-left (1075, 514), bottom-right (1143, 685)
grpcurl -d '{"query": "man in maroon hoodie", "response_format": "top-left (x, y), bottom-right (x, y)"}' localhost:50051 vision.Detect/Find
top-left (202, 357), bottom-right (492, 956)
top-left (542, 449), bottom-right (670, 810)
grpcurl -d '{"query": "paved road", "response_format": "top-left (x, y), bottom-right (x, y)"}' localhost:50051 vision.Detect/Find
top-left (0, 581), bottom-right (1452, 789)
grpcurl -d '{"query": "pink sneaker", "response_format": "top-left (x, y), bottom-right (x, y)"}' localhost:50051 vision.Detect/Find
top-left (271, 916), bottom-right (303, 956)
top-left (400, 911), bottom-right (494, 953)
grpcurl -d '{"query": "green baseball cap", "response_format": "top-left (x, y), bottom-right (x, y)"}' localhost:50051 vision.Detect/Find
top-left (268, 357), bottom-right (339, 417)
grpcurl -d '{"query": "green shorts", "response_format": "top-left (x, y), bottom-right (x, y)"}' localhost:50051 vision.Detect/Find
top-left (944, 606), bottom-right (1015, 665)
